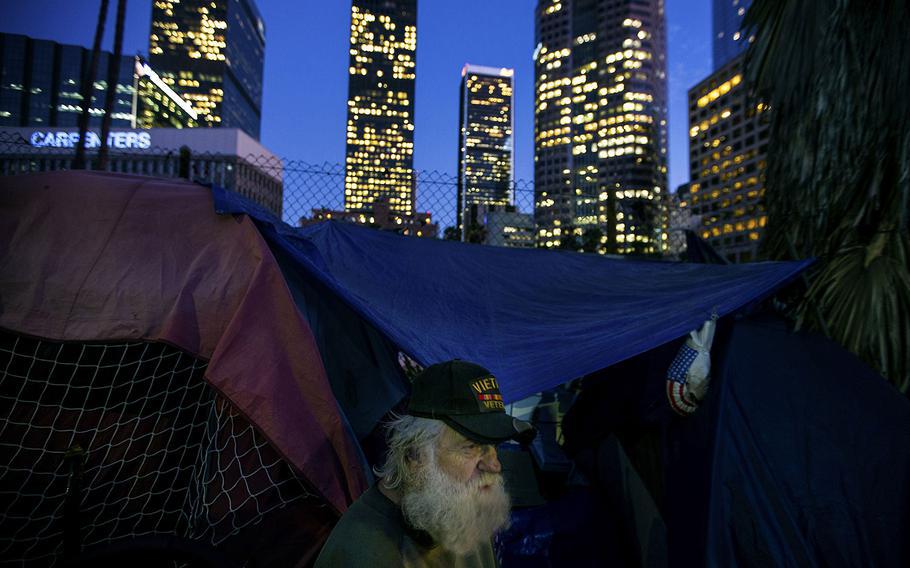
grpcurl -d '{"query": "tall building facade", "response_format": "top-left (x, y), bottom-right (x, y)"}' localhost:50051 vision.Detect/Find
top-left (534, 0), bottom-right (668, 255)
top-left (343, 0), bottom-right (417, 220)
top-left (713, 0), bottom-right (752, 70)
top-left (134, 57), bottom-right (198, 129)
top-left (687, 52), bottom-right (768, 262)
top-left (0, 33), bottom-right (134, 129)
top-left (149, 0), bottom-right (265, 139)
top-left (456, 64), bottom-right (514, 239)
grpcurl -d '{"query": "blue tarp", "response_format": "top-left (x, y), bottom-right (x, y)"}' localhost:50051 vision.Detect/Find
top-left (213, 188), bottom-right (811, 403)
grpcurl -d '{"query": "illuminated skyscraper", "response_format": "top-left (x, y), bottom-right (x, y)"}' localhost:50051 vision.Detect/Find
top-left (534, 0), bottom-right (668, 255)
top-left (456, 64), bottom-right (514, 239)
top-left (344, 0), bottom-right (417, 220)
top-left (713, 0), bottom-right (752, 70)
top-left (687, 52), bottom-right (768, 262)
top-left (149, 0), bottom-right (265, 138)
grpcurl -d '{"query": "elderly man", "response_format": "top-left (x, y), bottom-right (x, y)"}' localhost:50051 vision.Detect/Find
top-left (315, 359), bottom-right (535, 567)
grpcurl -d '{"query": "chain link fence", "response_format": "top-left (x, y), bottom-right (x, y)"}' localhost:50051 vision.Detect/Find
top-left (0, 131), bottom-right (556, 250)
top-left (0, 130), bottom-right (694, 255)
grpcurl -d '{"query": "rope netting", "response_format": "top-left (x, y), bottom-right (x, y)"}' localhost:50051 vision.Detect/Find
top-left (0, 329), bottom-right (317, 566)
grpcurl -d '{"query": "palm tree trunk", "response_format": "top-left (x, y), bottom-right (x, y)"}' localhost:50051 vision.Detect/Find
top-left (97, 0), bottom-right (127, 171)
top-left (74, 0), bottom-right (109, 170)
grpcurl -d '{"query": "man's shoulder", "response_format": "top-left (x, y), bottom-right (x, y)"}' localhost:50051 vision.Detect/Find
top-left (314, 487), bottom-right (405, 567)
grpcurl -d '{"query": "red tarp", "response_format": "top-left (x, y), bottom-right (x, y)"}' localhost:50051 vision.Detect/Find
top-left (0, 171), bottom-right (367, 514)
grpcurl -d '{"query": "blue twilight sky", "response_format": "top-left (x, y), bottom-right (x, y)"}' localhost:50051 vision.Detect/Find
top-left (3, 1), bottom-right (711, 193)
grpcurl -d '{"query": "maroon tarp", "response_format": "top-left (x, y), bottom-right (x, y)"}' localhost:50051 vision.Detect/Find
top-left (0, 171), bottom-right (367, 514)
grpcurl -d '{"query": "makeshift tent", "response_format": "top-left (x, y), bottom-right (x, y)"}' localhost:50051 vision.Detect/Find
top-left (3, 171), bottom-right (907, 566)
top-left (0, 172), bottom-right (365, 566)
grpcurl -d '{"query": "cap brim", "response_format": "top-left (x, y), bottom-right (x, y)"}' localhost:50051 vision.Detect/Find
top-left (443, 412), bottom-right (537, 445)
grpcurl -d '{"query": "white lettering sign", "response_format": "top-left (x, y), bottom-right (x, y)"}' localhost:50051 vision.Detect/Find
top-left (29, 130), bottom-right (152, 150)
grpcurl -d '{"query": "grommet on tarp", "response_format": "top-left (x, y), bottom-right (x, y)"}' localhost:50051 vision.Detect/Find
top-left (666, 310), bottom-right (718, 416)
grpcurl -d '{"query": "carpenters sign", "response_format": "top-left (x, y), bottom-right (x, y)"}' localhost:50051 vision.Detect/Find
top-left (29, 130), bottom-right (152, 150)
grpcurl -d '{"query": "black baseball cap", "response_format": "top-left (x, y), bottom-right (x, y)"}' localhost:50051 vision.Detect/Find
top-left (406, 360), bottom-right (536, 445)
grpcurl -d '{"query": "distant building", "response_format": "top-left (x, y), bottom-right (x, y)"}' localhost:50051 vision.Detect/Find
top-left (149, 0), bottom-right (266, 138)
top-left (0, 126), bottom-right (282, 216)
top-left (0, 33), bottom-right (134, 129)
top-left (713, 0), bottom-right (753, 70)
top-left (687, 52), bottom-right (768, 262)
top-left (667, 183), bottom-right (700, 258)
top-left (534, 0), bottom-right (668, 255)
top-left (133, 57), bottom-right (198, 129)
top-left (457, 64), bottom-right (514, 240)
top-left (301, 198), bottom-right (437, 239)
top-left (475, 204), bottom-right (535, 248)
top-left (343, 0), bottom-right (418, 223)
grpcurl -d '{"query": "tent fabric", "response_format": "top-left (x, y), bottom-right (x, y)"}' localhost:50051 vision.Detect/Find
top-left (213, 187), bottom-right (813, 404)
top-left (0, 171), bottom-right (367, 513)
top-left (701, 317), bottom-right (910, 567)
top-left (268, 245), bottom-right (410, 441)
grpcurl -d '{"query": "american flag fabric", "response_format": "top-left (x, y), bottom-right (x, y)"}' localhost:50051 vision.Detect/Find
top-left (668, 344), bottom-right (699, 384)
top-left (666, 317), bottom-right (717, 416)
top-left (667, 341), bottom-right (701, 415)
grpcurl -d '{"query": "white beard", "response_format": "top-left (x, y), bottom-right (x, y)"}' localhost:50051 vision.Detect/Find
top-left (400, 460), bottom-right (511, 556)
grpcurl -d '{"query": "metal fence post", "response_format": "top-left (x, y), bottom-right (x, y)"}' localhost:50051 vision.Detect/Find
top-left (179, 145), bottom-right (191, 180)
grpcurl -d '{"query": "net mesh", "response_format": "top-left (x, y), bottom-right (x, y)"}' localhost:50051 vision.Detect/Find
top-left (0, 329), bottom-right (317, 566)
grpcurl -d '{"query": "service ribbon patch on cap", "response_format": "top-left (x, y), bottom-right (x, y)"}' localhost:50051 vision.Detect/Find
top-left (471, 376), bottom-right (504, 410)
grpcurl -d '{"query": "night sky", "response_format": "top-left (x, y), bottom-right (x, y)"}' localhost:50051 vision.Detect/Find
top-left (4, 0), bottom-right (710, 193)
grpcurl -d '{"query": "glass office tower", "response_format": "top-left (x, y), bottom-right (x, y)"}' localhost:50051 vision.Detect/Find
top-left (0, 33), bottom-right (134, 129)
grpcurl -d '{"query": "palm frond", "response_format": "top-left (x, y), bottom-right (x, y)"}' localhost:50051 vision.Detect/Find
top-left (742, 0), bottom-right (910, 391)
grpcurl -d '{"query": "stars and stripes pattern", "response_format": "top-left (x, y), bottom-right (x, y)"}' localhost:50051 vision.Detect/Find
top-left (667, 381), bottom-right (698, 415)
top-left (668, 344), bottom-right (698, 384)
top-left (667, 344), bottom-right (699, 415)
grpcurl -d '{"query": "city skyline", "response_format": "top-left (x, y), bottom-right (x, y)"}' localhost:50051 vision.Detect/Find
top-left (3, 0), bottom-right (711, 192)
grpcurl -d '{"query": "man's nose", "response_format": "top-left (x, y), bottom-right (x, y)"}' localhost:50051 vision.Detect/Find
top-left (477, 444), bottom-right (501, 473)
